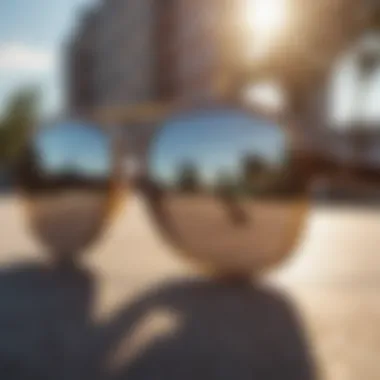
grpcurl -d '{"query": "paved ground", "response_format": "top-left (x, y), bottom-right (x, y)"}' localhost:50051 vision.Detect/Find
top-left (1, 194), bottom-right (380, 379)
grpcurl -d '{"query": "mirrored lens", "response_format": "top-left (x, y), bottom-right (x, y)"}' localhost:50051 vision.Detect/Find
top-left (145, 108), bottom-right (309, 276)
top-left (16, 120), bottom-right (119, 259)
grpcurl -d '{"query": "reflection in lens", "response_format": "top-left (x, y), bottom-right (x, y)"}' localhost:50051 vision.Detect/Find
top-left (145, 108), bottom-right (309, 276)
top-left (16, 121), bottom-right (120, 260)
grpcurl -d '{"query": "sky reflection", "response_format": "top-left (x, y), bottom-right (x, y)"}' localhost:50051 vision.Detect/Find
top-left (150, 110), bottom-right (286, 187)
top-left (35, 121), bottom-right (111, 178)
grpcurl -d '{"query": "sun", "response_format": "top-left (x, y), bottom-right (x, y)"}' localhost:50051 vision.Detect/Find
top-left (243, 0), bottom-right (289, 58)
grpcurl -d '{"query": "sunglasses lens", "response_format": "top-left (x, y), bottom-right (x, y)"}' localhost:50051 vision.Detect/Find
top-left (16, 121), bottom-right (120, 260)
top-left (145, 108), bottom-right (309, 276)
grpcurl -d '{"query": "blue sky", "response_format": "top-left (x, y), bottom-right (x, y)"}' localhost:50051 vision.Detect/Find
top-left (0, 0), bottom-right (94, 117)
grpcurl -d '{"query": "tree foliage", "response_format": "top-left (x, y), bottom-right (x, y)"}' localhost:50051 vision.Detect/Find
top-left (0, 88), bottom-right (40, 168)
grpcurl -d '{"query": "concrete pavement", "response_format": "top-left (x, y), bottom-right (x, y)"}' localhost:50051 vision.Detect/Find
top-left (1, 195), bottom-right (380, 379)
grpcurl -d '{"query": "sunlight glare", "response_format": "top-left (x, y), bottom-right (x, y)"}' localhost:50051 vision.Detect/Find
top-left (244, 0), bottom-right (289, 59)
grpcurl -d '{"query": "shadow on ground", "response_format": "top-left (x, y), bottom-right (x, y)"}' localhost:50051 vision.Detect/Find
top-left (0, 262), bottom-right (316, 380)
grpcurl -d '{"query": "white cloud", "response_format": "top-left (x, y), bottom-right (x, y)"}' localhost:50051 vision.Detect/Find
top-left (0, 43), bottom-right (55, 72)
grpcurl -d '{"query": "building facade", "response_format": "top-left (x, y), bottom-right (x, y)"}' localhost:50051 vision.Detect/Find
top-left (66, 8), bottom-right (100, 115)
top-left (67, 0), bottom-right (160, 114)
top-left (94, 0), bottom-right (158, 108)
top-left (66, 0), bottom-right (245, 115)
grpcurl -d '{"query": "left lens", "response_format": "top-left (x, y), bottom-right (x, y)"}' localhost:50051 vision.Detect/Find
top-left (16, 120), bottom-right (120, 260)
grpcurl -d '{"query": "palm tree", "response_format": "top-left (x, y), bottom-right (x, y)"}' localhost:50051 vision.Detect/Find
top-left (0, 88), bottom-right (40, 167)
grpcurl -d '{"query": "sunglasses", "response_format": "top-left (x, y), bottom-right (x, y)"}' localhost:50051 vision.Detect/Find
top-left (12, 103), bottom-right (378, 278)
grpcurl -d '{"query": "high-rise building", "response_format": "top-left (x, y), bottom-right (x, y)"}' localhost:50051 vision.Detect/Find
top-left (95, 0), bottom-right (159, 107)
top-left (67, 0), bottom-right (159, 115)
top-left (66, 8), bottom-right (100, 116)
top-left (66, 0), bottom-right (242, 116)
